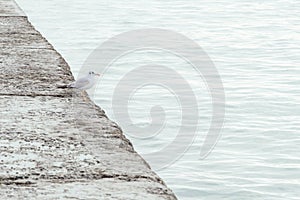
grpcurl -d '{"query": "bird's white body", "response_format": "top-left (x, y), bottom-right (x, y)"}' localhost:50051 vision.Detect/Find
top-left (68, 71), bottom-right (100, 90)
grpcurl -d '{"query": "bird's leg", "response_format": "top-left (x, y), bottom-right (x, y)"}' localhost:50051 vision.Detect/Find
top-left (81, 91), bottom-right (89, 103)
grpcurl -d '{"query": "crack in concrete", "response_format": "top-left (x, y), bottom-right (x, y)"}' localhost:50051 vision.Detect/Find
top-left (0, 93), bottom-right (73, 98)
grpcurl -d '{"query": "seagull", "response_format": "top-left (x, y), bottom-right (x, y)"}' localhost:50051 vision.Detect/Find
top-left (68, 71), bottom-right (100, 90)
top-left (58, 71), bottom-right (100, 89)
top-left (58, 71), bottom-right (100, 101)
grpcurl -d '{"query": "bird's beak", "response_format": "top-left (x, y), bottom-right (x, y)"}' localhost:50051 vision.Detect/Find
top-left (95, 73), bottom-right (101, 76)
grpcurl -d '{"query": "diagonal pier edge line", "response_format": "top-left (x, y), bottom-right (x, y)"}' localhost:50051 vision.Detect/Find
top-left (0, 0), bottom-right (178, 199)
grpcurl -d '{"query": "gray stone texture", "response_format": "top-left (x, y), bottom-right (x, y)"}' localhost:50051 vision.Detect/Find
top-left (0, 1), bottom-right (177, 199)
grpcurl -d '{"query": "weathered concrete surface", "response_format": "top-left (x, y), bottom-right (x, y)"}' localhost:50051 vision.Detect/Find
top-left (0, 0), bottom-right (24, 16)
top-left (0, 1), bottom-right (177, 199)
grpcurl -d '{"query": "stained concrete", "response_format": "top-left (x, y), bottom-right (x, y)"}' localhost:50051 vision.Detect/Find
top-left (0, 1), bottom-right (177, 199)
top-left (0, 0), bottom-right (24, 16)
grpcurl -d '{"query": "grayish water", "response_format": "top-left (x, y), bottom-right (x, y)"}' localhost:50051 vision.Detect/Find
top-left (16, 0), bottom-right (300, 199)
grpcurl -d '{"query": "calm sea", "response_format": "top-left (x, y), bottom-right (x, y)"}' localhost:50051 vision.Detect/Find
top-left (16, 0), bottom-right (300, 199)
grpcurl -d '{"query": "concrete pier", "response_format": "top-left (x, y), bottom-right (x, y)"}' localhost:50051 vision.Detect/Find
top-left (0, 0), bottom-right (177, 199)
